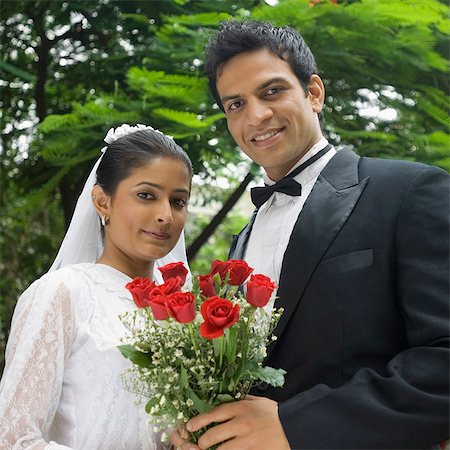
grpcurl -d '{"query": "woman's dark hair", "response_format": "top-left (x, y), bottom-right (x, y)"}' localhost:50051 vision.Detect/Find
top-left (96, 129), bottom-right (193, 195)
top-left (204, 20), bottom-right (319, 111)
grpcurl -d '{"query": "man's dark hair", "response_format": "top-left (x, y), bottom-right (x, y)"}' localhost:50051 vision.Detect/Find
top-left (204, 20), bottom-right (319, 111)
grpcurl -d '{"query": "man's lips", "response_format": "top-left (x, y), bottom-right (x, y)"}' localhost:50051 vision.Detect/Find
top-left (250, 127), bottom-right (284, 144)
top-left (142, 230), bottom-right (170, 240)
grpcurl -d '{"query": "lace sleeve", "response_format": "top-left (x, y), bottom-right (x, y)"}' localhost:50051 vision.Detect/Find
top-left (0, 275), bottom-right (76, 450)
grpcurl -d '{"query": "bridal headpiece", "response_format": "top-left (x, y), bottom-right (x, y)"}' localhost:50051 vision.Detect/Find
top-left (48, 123), bottom-right (190, 285)
top-left (101, 123), bottom-right (157, 152)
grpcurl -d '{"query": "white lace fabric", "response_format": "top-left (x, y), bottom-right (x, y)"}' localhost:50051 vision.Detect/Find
top-left (0, 263), bottom-right (163, 450)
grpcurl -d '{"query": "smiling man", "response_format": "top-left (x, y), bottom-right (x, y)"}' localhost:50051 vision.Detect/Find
top-left (172, 20), bottom-right (450, 450)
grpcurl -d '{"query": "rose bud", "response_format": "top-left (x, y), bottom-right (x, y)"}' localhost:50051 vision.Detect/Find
top-left (199, 274), bottom-right (217, 298)
top-left (210, 260), bottom-right (232, 281)
top-left (226, 260), bottom-right (253, 285)
top-left (126, 277), bottom-right (156, 308)
top-left (200, 296), bottom-right (240, 340)
top-left (158, 276), bottom-right (183, 294)
top-left (165, 292), bottom-right (196, 324)
top-left (246, 274), bottom-right (277, 308)
top-left (148, 289), bottom-right (170, 320)
top-left (158, 262), bottom-right (188, 285)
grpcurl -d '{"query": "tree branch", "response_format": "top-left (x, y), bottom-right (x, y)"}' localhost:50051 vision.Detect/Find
top-left (187, 168), bottom-right (256, 262)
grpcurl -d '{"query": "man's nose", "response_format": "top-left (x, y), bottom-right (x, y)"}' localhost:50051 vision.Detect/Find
top-left (246, 99), bottom-right (273, 125)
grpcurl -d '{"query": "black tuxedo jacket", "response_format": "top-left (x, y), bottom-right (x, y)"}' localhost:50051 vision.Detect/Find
top-left (230, 149), bottom-right (449, 449)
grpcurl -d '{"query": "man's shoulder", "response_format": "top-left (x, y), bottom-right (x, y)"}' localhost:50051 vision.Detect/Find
top-left (328, 148), bottom-right (448, 200)
top-left (357, 152), bottom-right (446, 178)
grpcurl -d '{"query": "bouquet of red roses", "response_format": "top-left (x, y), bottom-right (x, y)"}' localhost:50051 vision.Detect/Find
top-left (118, 259), bottom-right (285, 445)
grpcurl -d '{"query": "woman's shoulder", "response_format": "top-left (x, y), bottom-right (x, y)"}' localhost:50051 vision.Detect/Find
top-left (30, 262), bottom-right (95, 287)
top-left (20, 263), bottom-right (97, 305)
top-left (28, 262), bottom-right (132, 298)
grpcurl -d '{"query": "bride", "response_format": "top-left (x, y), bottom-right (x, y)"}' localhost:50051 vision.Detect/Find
top-left (0, 124), bottom-right (193, 449)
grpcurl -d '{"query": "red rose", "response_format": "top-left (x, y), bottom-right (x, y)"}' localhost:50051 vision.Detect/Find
top-left (210, 260), bottom-right (231, 280)
top-left (246, 274), bottom-right (277, 308)
top-left (159, 276), bottom-right (183, 294)
top-left (200, 296), bottom-right (240, 340)
top-left (210, 259), bottom-right (253, 286)
top-left (199, 274), bottom-right (216, 298)
top-left (158, 262), bottom-right (188, 285)
top-left (148, 291), bottom-right (170, 320)
top-left (126, 277), bottom-right (156, 308)
top-left (165, 292), bottom-right (196, 323)
top-left (226, 260), bottom-right (253, 285)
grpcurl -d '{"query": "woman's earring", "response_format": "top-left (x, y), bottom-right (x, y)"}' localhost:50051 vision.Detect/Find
top-left (101, 216), bottom-right (110, 226)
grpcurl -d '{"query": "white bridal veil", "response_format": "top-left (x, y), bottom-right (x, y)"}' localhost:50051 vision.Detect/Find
top-left (48, 124), bottom-right (191, 285)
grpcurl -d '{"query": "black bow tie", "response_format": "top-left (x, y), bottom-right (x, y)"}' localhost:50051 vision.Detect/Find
top-left (250, 144), bottom-right (332, 208)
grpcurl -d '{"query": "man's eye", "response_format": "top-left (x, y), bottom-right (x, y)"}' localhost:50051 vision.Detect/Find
top-left (172, 198), bottom-right (187, 209)
top-left (265, 87), bottom-right (281, 96)
top-left (228, 100), bottom-right (243, 111)
top-left (137, 192), bottom-right (154, 200)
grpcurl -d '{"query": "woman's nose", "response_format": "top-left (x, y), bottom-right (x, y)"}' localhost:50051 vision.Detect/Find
top-left (155, 201), bottom-right (173, 224)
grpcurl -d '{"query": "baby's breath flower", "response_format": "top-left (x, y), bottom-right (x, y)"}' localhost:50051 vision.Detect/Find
top-left (118, 262), bottom-right (284, 442)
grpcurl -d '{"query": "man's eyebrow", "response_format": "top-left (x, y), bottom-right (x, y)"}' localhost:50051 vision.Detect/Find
top-left (134, 181), bottom-right (189, 194)
top-left (257, 77), bottom-right (289, 91)
top-left (220, 77), bottom-right (290, 104)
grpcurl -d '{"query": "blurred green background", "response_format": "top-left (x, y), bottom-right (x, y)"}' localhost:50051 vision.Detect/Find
top-left (1, 0), bottom-right (449, 374)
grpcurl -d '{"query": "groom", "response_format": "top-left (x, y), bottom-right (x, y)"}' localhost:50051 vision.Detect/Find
top-left (173, 20), bottom-right (449, 449)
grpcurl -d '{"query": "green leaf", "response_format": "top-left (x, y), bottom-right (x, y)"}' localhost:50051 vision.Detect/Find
top-left (253, 366), bottom-right (287, 388)
top-left (224, 327), bottom-right (237, 364)
top-left (180, 363), bottom-right (189, 389)
top-left (153, 109), bottom-right (223, 129)
top-left (213, 272), bottom-right (222, 294)
top-left (186, 388), bottom-right (212, 414)
top-left (122, 13), bottom-right (151, 25)
top-left (216, 394), bottom-right (235, 404)
top-left (0, 60), bottom-right (36, 82)
top-left (117, 344), bottom-right (152, 368)
top-left (212, 336), bottom-right (222, 358)
top-left (164, 12), bottom-right (232, 27)
top-left (145, 397), bottom-right (159, 414)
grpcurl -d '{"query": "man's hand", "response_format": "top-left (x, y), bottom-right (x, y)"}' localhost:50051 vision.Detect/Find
top-left (171, 395), bottom-right (290, 450)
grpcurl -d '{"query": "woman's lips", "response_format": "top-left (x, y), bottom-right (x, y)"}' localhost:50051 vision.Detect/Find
top-left (142, 230), bottom-right (170, 240)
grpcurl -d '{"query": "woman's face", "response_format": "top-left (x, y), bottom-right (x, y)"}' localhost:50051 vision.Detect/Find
top-left (101, 157), bottom-right (191, 272)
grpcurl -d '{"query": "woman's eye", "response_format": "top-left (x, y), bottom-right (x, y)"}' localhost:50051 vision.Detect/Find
top-left (172, 198), bottom-right (187, 209)
top-left (137, 192), bottom-right (155, 200)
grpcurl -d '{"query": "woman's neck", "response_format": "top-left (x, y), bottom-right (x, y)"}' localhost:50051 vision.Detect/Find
top-left (96, 254), bottom-right (155, 280)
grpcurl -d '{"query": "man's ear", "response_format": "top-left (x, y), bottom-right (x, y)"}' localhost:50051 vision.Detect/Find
top-left (91, 185), bottom-right (110, 218)
top-left (308, 74), bottom-right (325, 113)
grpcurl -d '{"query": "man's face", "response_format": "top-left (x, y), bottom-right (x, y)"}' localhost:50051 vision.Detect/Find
top-left (216, 48), bottom-right (325, 181)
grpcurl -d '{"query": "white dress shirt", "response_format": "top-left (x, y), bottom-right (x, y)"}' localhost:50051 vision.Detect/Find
top-left (245, 138), bottom-right (336, 305)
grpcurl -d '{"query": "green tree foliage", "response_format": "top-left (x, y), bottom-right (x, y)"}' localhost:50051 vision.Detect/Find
top-left (0, 0), bottom-right (255, 372)
top-left (1, 0), bottom-right (448, 373)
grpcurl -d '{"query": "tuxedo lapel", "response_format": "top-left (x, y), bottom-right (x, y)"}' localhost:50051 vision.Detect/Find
top-left (268, 148), bottom-right (369, 357)
top-left (229, 209), bottom-right (258, 260)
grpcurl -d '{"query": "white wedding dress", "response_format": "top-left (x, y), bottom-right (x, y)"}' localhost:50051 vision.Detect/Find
top-left (0, 263), bottom-right (165, 450)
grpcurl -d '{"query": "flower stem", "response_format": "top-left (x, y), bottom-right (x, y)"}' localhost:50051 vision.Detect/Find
top-left (188, 322), bottom-right (199, 355)
top-left (219, 334), bottom-right (225, 369)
